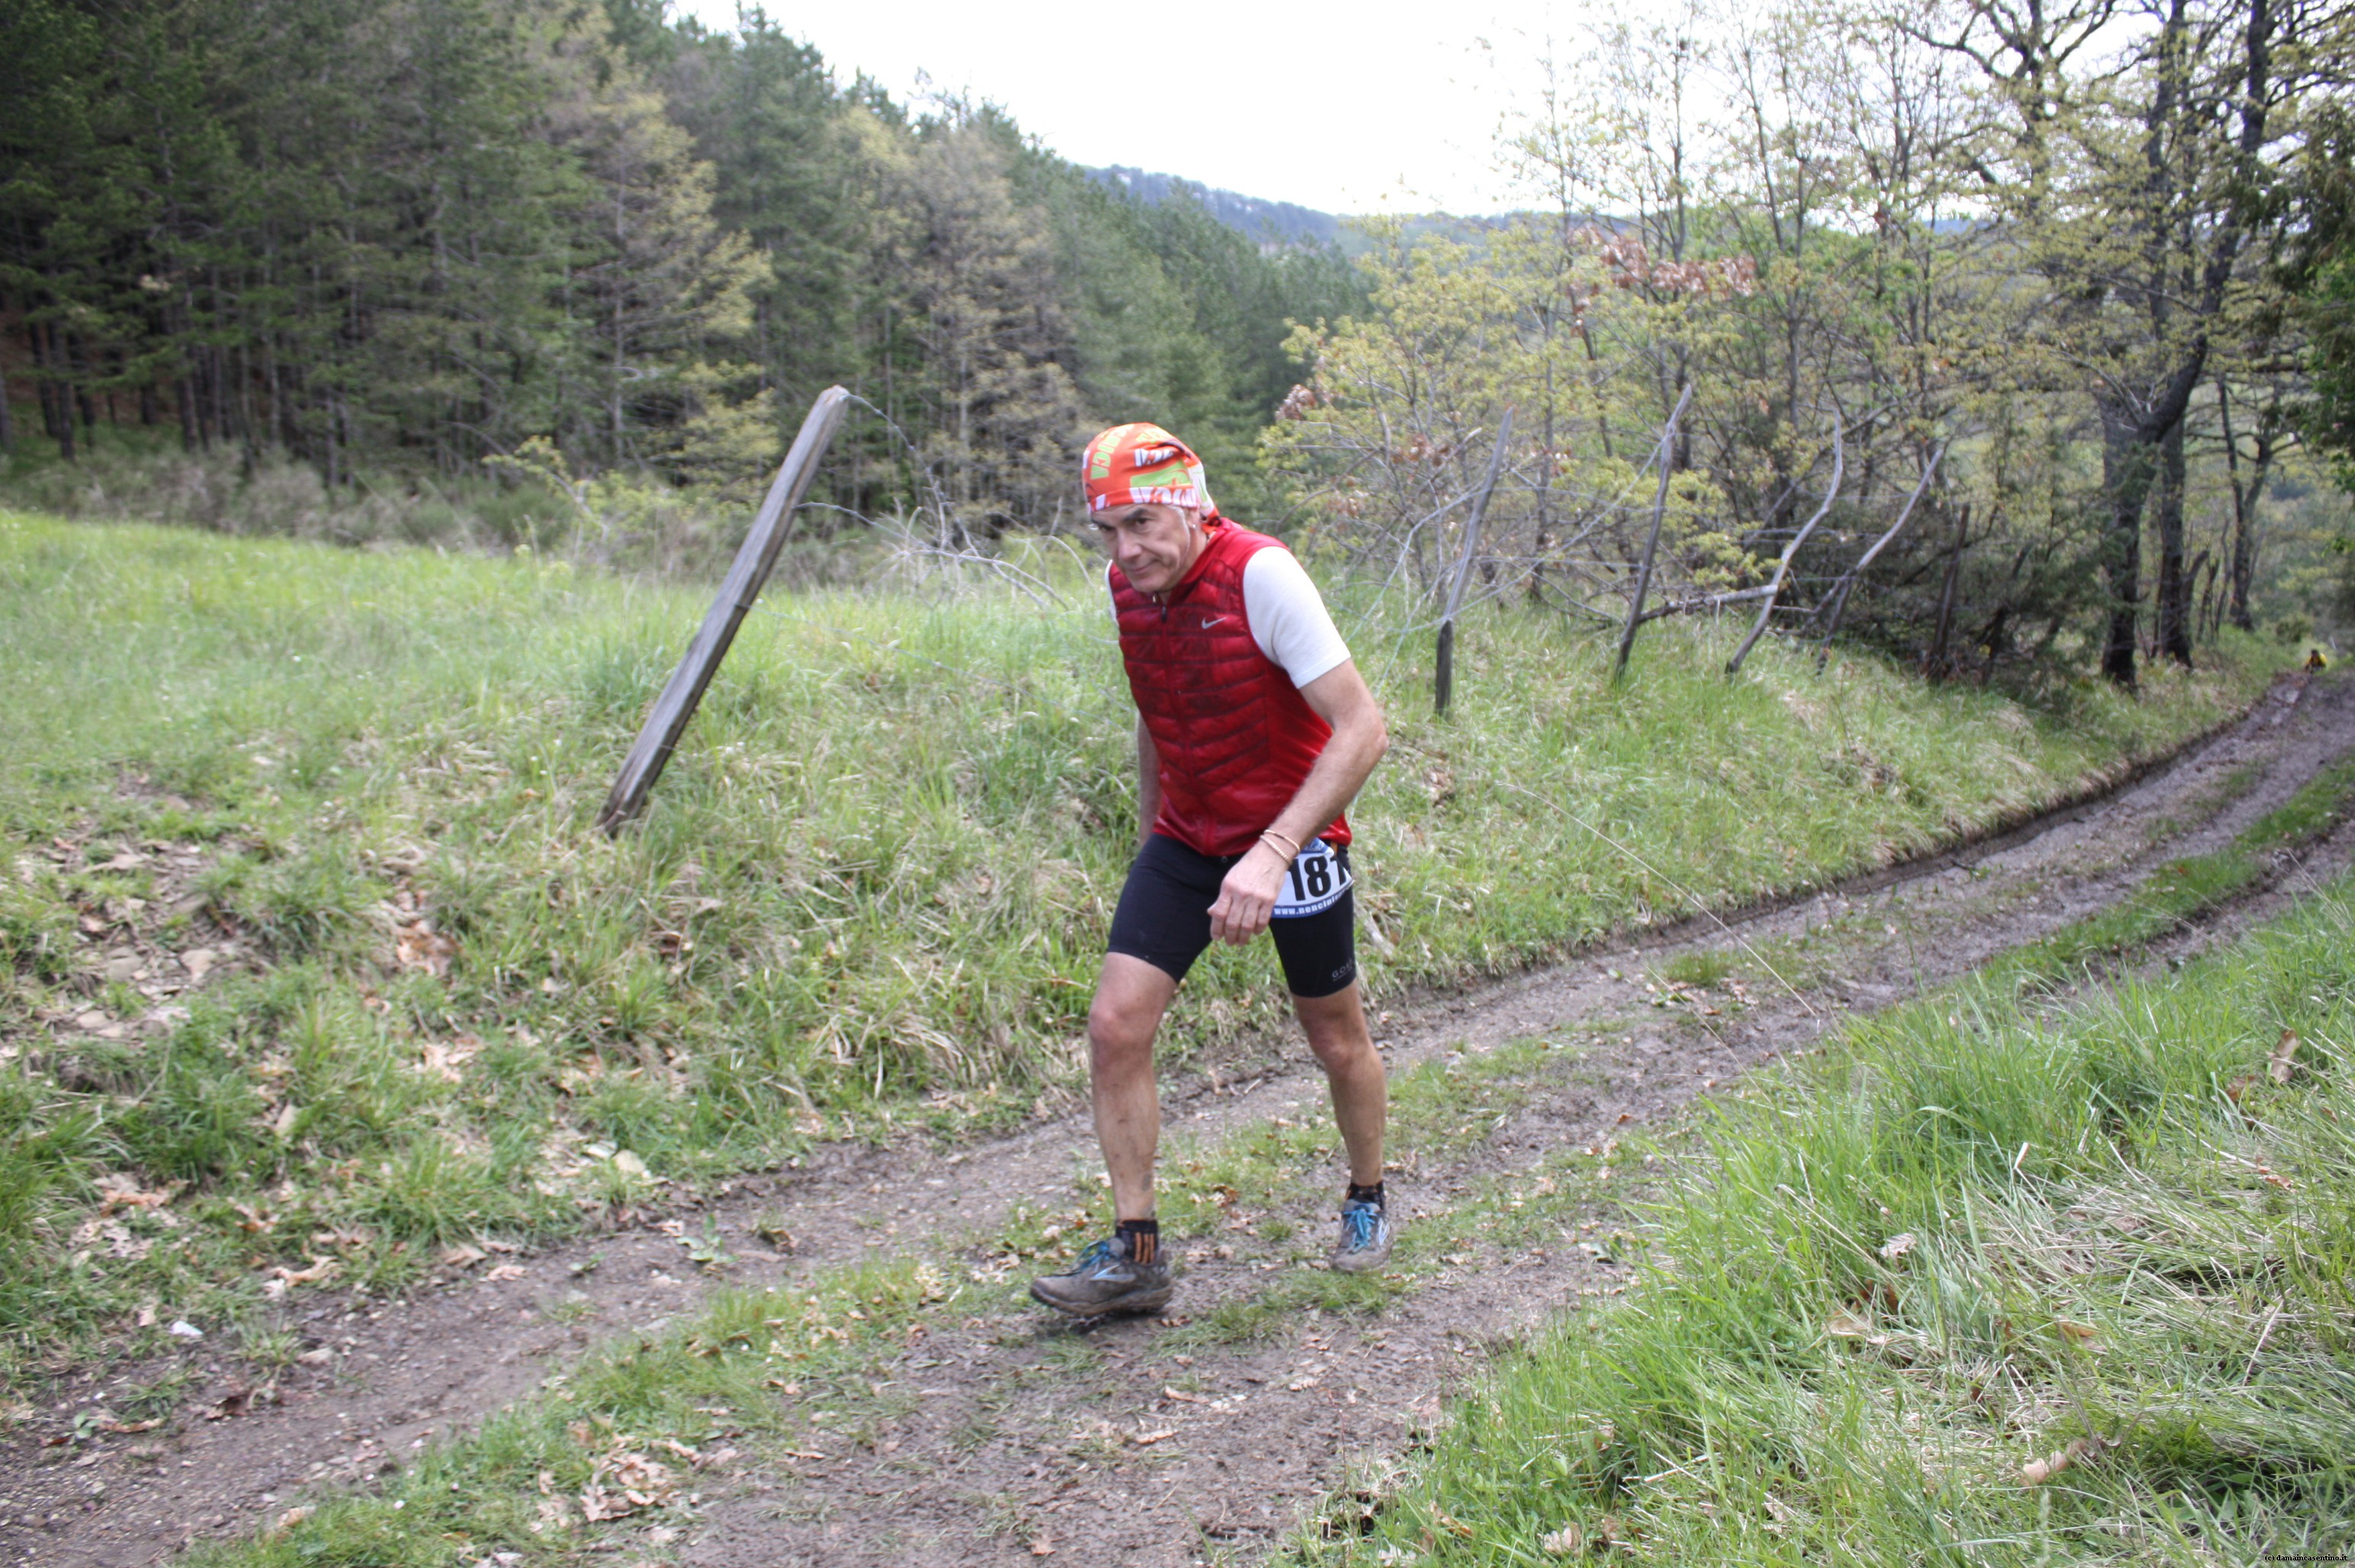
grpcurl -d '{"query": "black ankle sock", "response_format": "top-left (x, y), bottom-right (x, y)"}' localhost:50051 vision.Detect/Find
top-left (1116, 1217), bottom-right (1158, 1265)
top-left (1346, 1181), bottom-right (1385, 1209)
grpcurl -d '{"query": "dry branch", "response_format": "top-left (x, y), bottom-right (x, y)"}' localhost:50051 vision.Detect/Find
top-left (1726, 414), bottom-right (1845, 676)
top-left (1813, 442), bottom-right (1945, 663)
top-left (1613, 383), bottom-right (1698, 682)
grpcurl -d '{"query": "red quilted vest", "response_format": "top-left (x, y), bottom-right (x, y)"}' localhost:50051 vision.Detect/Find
top-left (1110, 520), bottom-right (1351, 858)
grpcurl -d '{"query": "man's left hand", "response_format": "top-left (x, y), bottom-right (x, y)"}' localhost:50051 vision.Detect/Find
top-left (1208, 843), bottom-right (1288, 945)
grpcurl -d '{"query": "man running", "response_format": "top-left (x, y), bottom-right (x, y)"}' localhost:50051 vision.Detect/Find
top-left (1030, 423), bottom-right (1393, 1318)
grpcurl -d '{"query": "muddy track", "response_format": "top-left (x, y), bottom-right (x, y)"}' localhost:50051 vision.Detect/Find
top-left (7, 672), bottom-right (2354, 1567)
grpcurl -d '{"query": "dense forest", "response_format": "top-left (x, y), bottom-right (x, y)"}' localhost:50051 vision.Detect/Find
top-left (3, 0), bottom-right (2353, 684)
top-left (0, 0), bottom-right (1361, 529)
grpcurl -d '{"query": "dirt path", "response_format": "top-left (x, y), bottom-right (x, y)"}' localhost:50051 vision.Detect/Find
top-left (8, 672), bottom-right (2354, 1567)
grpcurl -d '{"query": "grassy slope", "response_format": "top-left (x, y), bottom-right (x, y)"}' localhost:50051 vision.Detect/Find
top-left (1302, 884), bottom-right (2355, 1566)
top-left (0, 510), bottom-right (2276, 1378)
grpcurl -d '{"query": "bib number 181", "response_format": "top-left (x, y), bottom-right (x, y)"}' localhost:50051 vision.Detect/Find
top-left (1271, 839), bottom-right (1351, 918)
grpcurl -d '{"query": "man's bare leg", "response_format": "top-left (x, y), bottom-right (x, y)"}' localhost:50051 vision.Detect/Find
top-left (1086, 953), bottom-right (1181, 1222)
top-left (1293, 982), bottom-right (1386, 1187)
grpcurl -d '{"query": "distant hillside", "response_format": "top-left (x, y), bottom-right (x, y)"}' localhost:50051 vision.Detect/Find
top-left (1087, 166), bottom-right (1342, 249)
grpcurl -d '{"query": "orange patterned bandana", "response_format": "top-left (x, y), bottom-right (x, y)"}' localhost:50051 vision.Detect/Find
top-left (1081, 423), bottom-right (1216, 516)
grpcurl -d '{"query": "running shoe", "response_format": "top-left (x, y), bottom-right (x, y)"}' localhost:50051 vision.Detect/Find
top-left (1029, 1232), bottom-right (1174, 1317)
top-left (1329, 1197), bottom-right (1395, 1273)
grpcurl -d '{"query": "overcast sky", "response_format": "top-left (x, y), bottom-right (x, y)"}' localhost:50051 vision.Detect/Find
top-left (676, 1), bottom-right (1614, 216)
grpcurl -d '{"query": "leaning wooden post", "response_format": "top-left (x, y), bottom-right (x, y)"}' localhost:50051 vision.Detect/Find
top-left (1612, 382), bottom-right (1696, 683)
top-left (1725, 413), bottom-right (1844, 677)
top-left (597, 386), bottom-right (851, 834)
top-left (1435, 406), bottom-right (1515, 717)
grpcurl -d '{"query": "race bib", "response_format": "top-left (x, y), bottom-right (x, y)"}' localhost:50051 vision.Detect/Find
top-left (1271, 838), bottom-right (1352, 918)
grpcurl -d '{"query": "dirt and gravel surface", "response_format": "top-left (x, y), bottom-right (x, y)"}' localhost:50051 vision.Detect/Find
top-left (8, 671), bottom-right (2354, 1568)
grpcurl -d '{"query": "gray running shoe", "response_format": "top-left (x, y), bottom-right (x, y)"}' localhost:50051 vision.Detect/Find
top-left (1329, 1198), bottom-right (1394, 1273)
top-left (1029, 1232), bottom-right (1174, 1317)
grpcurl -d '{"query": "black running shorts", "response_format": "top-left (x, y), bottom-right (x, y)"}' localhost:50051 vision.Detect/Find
top-left (1107, 832), bottom-right (1358, 998)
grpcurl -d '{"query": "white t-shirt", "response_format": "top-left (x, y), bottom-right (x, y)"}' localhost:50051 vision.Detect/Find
top-left (1107, 546), bottom-right (1353, 689)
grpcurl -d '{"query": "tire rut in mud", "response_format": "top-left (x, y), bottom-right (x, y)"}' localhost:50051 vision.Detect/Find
top-left (7, 672), bottom-right (2353, 1567)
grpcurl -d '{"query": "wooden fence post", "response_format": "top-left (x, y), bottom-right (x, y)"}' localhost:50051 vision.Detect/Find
top-left (1612, 383), bottom-right (1696, 683)
top-left (1435, 407), bottom-right (1515, 717)
top-left (596, 385), bottom-right (851, 834)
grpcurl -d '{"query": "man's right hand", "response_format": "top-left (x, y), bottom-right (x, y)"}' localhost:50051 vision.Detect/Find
top-left (1207, 841), bottom-right (1288, 945)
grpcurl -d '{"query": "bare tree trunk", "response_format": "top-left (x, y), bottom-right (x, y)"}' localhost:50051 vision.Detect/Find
top-left (2097, 403), bottom-right (2153, 688)
top-left (66, 333), bottom-right (98, 445)
top-left (2154, 417), bottom-right (2192, 666)
top-left (1925, 519), bottom-right (1966, 680)
top-left (37, 322), bottom-right (73, 461)
top-left (2217, 376), bottom-right (2273, 634)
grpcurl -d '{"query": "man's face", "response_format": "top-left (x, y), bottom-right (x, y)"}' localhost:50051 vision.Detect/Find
top-left (1089, 503), bottom-right (1204, 594)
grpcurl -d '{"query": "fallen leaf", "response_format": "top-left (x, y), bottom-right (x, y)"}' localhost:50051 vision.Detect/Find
top-left (416, 1037), bottom-right (479, 1082)
top-left (101, 1418), bottom-right (163, 1434)
top-left (1540, 1523), bottom-right (1585, 1556)
top-left (95, 1174), bottom-right (181, 1215)
top-left (2270, 1029), bottom-right (2301, 1085)
top-left (1825, 1309), bottom-right (1872, 1338)
top-left (394, 919), bottom-right (457, 978)
top-left (181, 947), bottom-right (220, 981)
top-left (204, 1385), bottom-right (253, 1421)
top-left (1030, 1541), bottom-right (1055, 1557)
top-left (1161, 1386), bottom-right (1209, 1405)
top-left (439, 1242), bottom-right (487, 1269)
top-left (1130, 1428), bottom-right (1174, 1445)
top-left (2022, 1435), bottom-right (2102, 1485)
top-left (2056, 1319), bottom-right (2099, 1345)
top-left (275, 1506), bottom-right (312, 1531)
top-left (577, 1448), bottom-right (680, 1523)
top-left (1878, 1232), bottom-right (1917, 1261)
top-left (486, 1263), bottom-right (527, 1282)
top-left (263, 1257), bottom-right (338, 1299)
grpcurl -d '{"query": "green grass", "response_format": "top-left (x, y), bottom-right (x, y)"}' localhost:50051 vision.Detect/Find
top-left (1992, 753), bottom-right (2355, 987)
top-left (1285, 877), bottom-right (2355, 1567)
top-left (0, 509), bottom-right (2282, 1380)
top-left (151, 1020), bottom-right (1649, 1567)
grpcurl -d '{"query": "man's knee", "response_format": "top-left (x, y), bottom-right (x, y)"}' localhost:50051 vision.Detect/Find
top-left (1295, 986), bottom-right (1377, 1072)
top-left (1088, 966), bottom-right (1171, 1070)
